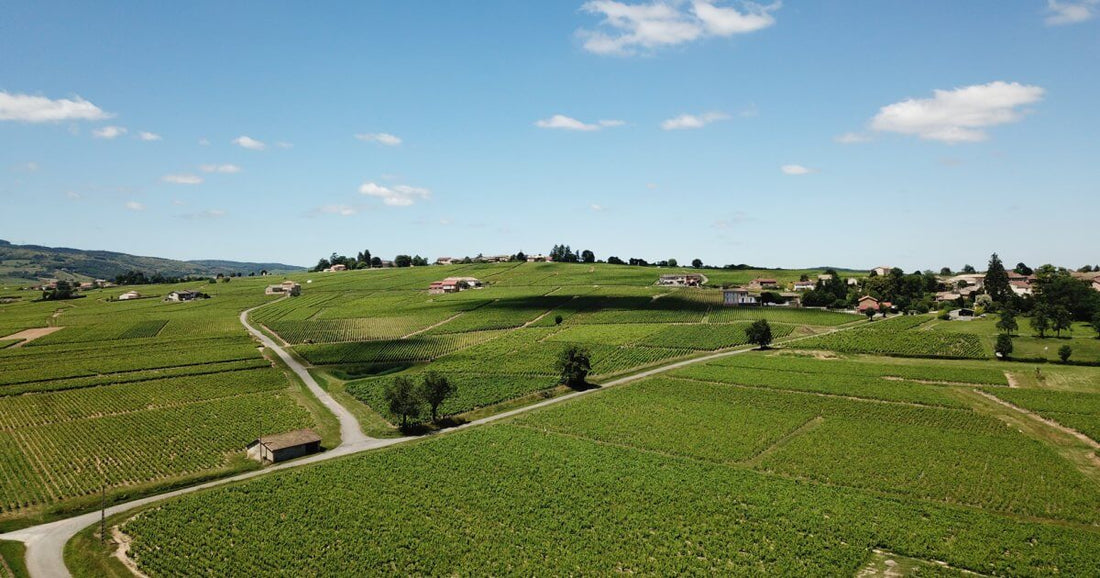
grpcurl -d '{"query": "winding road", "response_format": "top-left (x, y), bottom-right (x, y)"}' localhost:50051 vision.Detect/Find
top-left (1, 304), bottom-right (867, 577)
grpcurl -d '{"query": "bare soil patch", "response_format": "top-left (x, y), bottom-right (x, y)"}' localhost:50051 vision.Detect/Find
top-left (1, 327), bottom-right (63, 348)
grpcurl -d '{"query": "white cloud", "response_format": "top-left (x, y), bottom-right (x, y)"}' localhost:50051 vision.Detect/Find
top-left (869, 81), bottom-right (1044, 143)
top-left (0, 92), bottom-right (113, 123)
top-left (535, 114), bottom-right (625, 131)
top-left (198, 138), bottom-right (210, 146)
top-left (1045, 0), bottom-right (1098, 25)
top-left (359, 181), bottom-right (431, 206)
top-left (315, 204), bottom-right (359, 216)
top-left (66, 191), bottom-right (81, 200)
top-left (182, 209), bottom-right (226, 220)
top-left (780, 164), bottom-right (815, 175)
top-left (590, 203), bottom-right (605, 211)
top-left (577, 0), bottom-right (780, 56)
top-left (162, 174), bottom-right (204, 185)
top-left (233, 135), bottom-right (266, 150)
top-left (138, 131), bottom-right (161, 141)
top-left (660, 111), bottom-right (730, 130)
top-left (124, 201), bottom-right (145, 211)
top-left (355, 132), bottom-right (403, 146)
top-left (276, 141), bottom-right (293, 149)
top-left (93, 125), bottom-right (127, 139)
top-left (834, 131), bottom-right (872, 144)
top-left (199, 164), bottom-right (241, 174)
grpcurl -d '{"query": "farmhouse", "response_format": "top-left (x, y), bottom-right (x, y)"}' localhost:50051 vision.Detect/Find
top-left (117, 290), bottom-right (142, 301)
top-left (747, 278), bottom-right (779, 290)
top-left (323, 264), bottom-right (347, 272)
top-left (526, 254), bottom-right (550, 262)
top-left (871, 266), bottom-right (892, 277)
top-left (435, 257), bottom-right (457, 265)
top-left (265, 281), bottom-right (301, 296)
top-left (1010, 280), bottom-right (1032, 296)
top-left (817, 273), bottom-right (834, 281)
top-left (857, 295), bottom-right (881, 312)
top-left (164, 290), bottom-right (206, 302)
top-left (723, 288), bottom-right (758, 306)
top-left (429, 277), bottom-right (483, 294)
top-left (246, 429), bottom-right (322, 464)
top-left (657, 274), bottom-right (704, 287)
top-left (792, 280), bottom-right (816, 291)
top-left (949, 308), bottom-right (976, 321)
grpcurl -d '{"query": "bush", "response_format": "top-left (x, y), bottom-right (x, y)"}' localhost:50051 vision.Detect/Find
top-left (1058, 345), bottom-right (1073, 363)
top-left (995, 334), bottom-right (1013, 360)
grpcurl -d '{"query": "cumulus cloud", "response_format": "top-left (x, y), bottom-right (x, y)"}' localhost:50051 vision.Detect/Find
top-left (577, 0), bottom-right (780, 56)
top-left (535, 114), bottom-right (625, 131)
top-left (1045, 0), bottom-right (1098, 25)
top-left (93, 125), bottom-right (127, 139)
top-left (124, 201), bottom-right (145, 211)
top-left (869, 81), bottom-right (1044, 143)
top-left (314, 204), bottom-right (359, 217)
top-left (199, 164), bottom-right (241, 174)
top-left (780, 164), bottom-right (815, 175)
top-left (355, 132), bottom-right (403, 146)
top-left (162, 174), bottom-right (204, 185)
top-left (138, 131), bottom-right (161, 141)
top-left (660, 111), bottom-right (730, 130)
top-left (834, 131), bottom-right (872, 144)
top-left (233, 135), bottom-right (266, 150)
top-left (359, 182), bottom-right (432, 206)
top-left (0, 92), bottom-right (113, 123)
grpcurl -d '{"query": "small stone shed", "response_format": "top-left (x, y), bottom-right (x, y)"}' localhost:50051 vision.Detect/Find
top-left (247, 429), bottom-right (322, 464)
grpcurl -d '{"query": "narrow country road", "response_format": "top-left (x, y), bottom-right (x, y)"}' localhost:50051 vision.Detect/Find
top-left (1, 307), bottom-right (867, 577)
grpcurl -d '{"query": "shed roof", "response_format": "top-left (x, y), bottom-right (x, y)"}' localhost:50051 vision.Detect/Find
top-left (258, 429), bottom-right (321, 450)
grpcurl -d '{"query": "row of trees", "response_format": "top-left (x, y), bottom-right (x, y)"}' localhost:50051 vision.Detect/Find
top-left (382, 372), bottom-right (456, 430)
top-left (114, 270), bottom-right (211, 285)
top-left (311, 250), bottom-right (429, 272)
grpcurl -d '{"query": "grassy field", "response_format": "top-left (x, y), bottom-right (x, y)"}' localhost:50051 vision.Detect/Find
top-left (924, 316), bottom-right (1100, 363)
top-left (110, 356), bottom-right (1100, 575)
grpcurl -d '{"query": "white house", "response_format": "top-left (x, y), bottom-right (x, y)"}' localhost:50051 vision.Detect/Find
top-left (265, 281), bottom-right (301, 296)
top-left (165, 290), bottom-right (205, 302)
top-left (871, 266), bottom-right (892, 277)
top-left (117, 290), bottom-right (141, 301)
top-left (792, 280), bottom-right (816, 291)
top-left (723, 288), bottom-right (758, 306)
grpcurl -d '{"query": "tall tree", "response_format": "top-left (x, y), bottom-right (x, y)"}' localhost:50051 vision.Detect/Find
top-left (996, 311), bottom-right (1018, 335)
top-left (745, 319), bottom-right (774, 349)
top-left (1031, 305), bottom-right (1051, 338)
top-left (984, 253), bottom-right (1011, 305)
top-left (962, 264), bottom-right (976, 274)
top-left (394, 254), bottom-right (413, 267)
top-left (419, 372), bottom-right (455, 422)
top-left (556, 345), bottom-right (592, 388)
top-left (580, 250), bottom-right (595, 264)
top-left (1051, 306), bottom-right (1073, 337)
top-left (1014, 262), bottom-right (1033, 275)
top-left (384, 377), bottom-right (422, 429)
top-left (692, 258), bottom-right (703, 268)
top-left (994, 334), bottom-right (1013, 359)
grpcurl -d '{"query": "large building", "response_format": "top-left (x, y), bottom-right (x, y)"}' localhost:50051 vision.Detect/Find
top-left (164, 290), bottom-right (206, 302)
top-left (265, 280), bottom-right (301, 296)
top-left (657, 274), bottom-right (704, 287)
top-left (247, 429), bottom-right (322, 464)
top-left (723, 288), bottom-right (758, 306)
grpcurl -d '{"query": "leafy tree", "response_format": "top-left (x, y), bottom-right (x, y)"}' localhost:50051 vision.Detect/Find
top-left (983, 253), bottom-right (1011, 304)
top-left (580, 250), bottom-right (595, 264)
top-left (1030, 305), bottom-right (1051, 338)
top-left (1058, 345), bottom-right (1073, 363)
top-left (1051, 306), bottom-right (1073, 337)
top-left (962, 264), bottom-right (976, 274)
top-left (394, 255), bottom-right (413, 268)
top-left (692, 258), bottom-right (703, 268)
top-left (939, 267), bottom-right (952, 276)
top-left (370, 256), bottom-right (382, 268)
top-left (411, 255), bottom-right (429, 267)
top-left (666, 258), bottom-right (678, 268)
top-left (419, 371), bottom-right (455, 422)
top-left (745, 319), bottom-right (773, 349)
top-left (865, 308), bottom-right (877, 321)
top-left (513, 251), bottom-right (527, 262)
top-left (1014, 262), bottom-right (1033, 276)
top-left (996, 311), bottom-right (1018, 335)
top-left (607, 256), bottom-right (624, 265)
top-left (554, 315), bottom-right (563, 325)
top-left (556, 345), bottom-right (592, 388)
top-left (994, 334), bottom-right (1013, 359)
top-left (384, 377), bottom-right (422, 429)
top-left (41, 280), bottom-right (77, 301)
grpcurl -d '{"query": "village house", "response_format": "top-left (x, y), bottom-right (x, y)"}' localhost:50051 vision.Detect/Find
top-left (792, 279), bottom-right (816, 291)
top-left (117, 290), bottom-right (142, 301)
top-left (246, 429), bottom-right (322, 464)
top-left (526, 254), bottom-right (550, 262)
top-left (429, 277), bottom-right (483, 294)
top-left (817, 273), bottom-right (834, 282)
top-left (164, 290), bottom-right (206, 302)
top-left (871, 266), bottom-right (892, 277)
top-left (857, 295), bottom-right (892, 312)
top-left (323, 264), bottom-right (347, 272)
top-left (723, 288), bottom-right (758, 306)
top-left (265, 280), bottom-right (301, 296)
top-left (747, 278), bottom-right (779, 290)
top-left (1010, 280), bottom-right (1032, 296)
top-left (657, 274), bottom-right (704, 287)
top-left (435, 257), bottom-right (457, 265)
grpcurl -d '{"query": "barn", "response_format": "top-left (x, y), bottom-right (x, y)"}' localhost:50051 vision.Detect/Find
top-left (247, 429), bottom-right (322, 464)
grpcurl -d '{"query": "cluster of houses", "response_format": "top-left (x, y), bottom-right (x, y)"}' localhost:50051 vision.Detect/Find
top-left (435, 254), bottom-right (550, 265)
top-left (721, 278), bottom-right (804, 308)
top-left (428, 277), bottom-right (484, 294)
top-left (265, 280), bottom-right (302, 296)
top-left (164, 289), bottom-right (208, 302)
top-left (657, 274), bottom-right (705, 287)
top-left (29, 278), bottom-right (113, 291)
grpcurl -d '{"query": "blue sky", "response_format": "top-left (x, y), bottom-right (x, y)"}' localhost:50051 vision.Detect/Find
top-left (2, 1), bottom-right (1098, 270)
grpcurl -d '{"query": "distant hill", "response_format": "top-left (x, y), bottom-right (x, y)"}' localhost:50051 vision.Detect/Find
top-left (0, 239), bottom-right (304, 283)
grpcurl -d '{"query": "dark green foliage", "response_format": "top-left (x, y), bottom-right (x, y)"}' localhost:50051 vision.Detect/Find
top-left (995, 312), bottom-right (1017, 335)
top-left (384, 377), bottom-right (422, 427)
top-left (1058, 345), bottom-right (1072, 363)
top-left (419, 371), bottom-right (455, 422)
top-left (984, 253), bottom-right (1011, 305)
top-left (745, 319), bottom-right (773, 349)
top-left (995, 334), bottom-right (1013, 359)
top-left (556, 345), bottom-right (592, 387)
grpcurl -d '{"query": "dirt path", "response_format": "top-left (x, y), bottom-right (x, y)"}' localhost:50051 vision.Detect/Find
top-left (110, 525), bottom-right (148, 578)
top-left (974, 390), bottom-right (1100, 451)
top-left (1, 327), bottom-right (64, 348)
top-left (1004, 371), bottom-right (1019, 388)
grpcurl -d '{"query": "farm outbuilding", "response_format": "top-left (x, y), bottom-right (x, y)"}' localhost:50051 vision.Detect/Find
top-left (247, 429), bottom-right (322, 464)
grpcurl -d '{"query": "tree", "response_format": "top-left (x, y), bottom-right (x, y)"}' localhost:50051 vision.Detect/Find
top-left (1014, 262), bottom-right (1033, 276)
top-left (607, 256), bottom-right (624, 265)
top-left (745, 319), bottom-right (773, 349)
top-left (554, 315), bottom-right (563, 325)
top-left (419, 372), bottom-right (455, 422)
top-left (996, 311), bottom-right (1018, 335)
top-left (556, 345), bottom-right (592, 388)
top-left (1092, 312), bottom-right (1100, 339)
top-left (41, 280), bottom-right (76, 301)
top-left (384, 377), bottom-right (422, 429)
top-left (1031, 306), bottom-right (1051, 338)
top-left (994, 334), bottom-right (1013, 359)
top-left (370, 256), bottom-right (383, 268)
top-left (1058, 345), bottom-right (1073, 363)
top-left (1052, 306), bottom-right (1073, 337)
top-left (666, 258), bottom-right (677, 268)
top-left (962, 264), bottom-right (976, 274)
top-left (692, 258), bottom-right (703, 269)
top-left (394, 255), bottom-right (413, 268)
top-left (580, 250), bottom-right (595, 264)
top-left (984, 253), bottom-right (1011, 305)
top-left (513, 251), bottom-right (527, 262)
top-left (865, 308), bottom-right (876, 321)
top-left (939, 267), bottom-right (952, 276)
